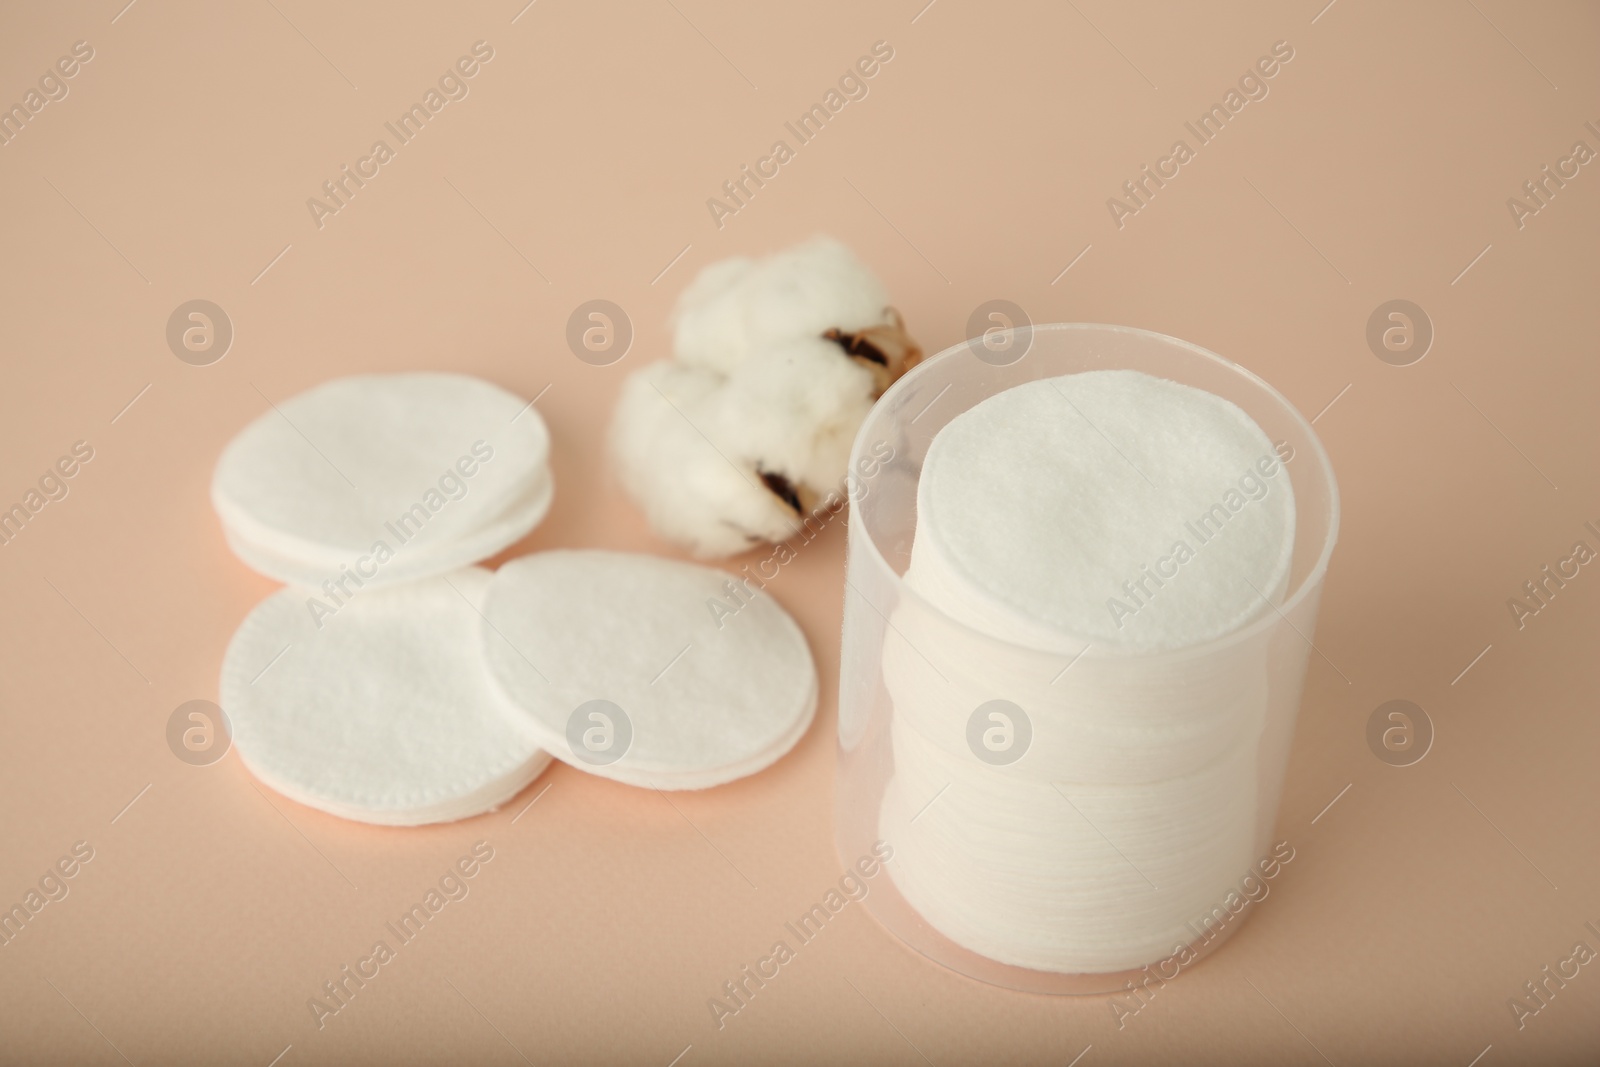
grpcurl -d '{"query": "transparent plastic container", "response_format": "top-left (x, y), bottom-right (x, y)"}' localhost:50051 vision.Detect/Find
top-left (836, 323), bottom-right (1339, 994)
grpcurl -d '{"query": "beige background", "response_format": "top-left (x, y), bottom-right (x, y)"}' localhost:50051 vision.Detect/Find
top-left (1, 1), bottom-right (1597, 1063)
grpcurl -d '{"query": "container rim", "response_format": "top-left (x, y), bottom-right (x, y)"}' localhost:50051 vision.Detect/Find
top-left (847, 321), bottom-right (1342, 665)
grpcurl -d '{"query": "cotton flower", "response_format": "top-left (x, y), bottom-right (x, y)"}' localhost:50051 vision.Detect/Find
top-left (671, 236), bottom-right (901, 375)
top-left (611, 361), bottom-right (805, 558)
top-left (710, 335), bottom-right (879, 497)
top-left (612, 236), bottom-right (923, 558)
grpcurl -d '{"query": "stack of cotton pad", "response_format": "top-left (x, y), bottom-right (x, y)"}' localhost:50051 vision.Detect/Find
top-left (907, 370), bottom-right (1295, 653)
top-left (215, 374), bottom-right (820, 822)
top-left (480, 550), bottom-right (818, 790)
top-left (213, 373), bottom-right (552, 589)
top-left (221, 570), bottom-right (552, 825)
top-left (214, 373), bottom-right (558, 826)
top-left (879, 369), bottom-right (1297, 974)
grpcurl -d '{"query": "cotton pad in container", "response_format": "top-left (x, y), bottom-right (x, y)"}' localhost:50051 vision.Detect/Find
top-left (213, 373), bottom-right (552, 588)
top-left (873, 368), bottom-right (1295, 974)
top-left (835, 323), bottom-right (1340, 994)
top-left (220, 568), bottom-right (552, 826)
top-left (480, 550), bottom-right (817, 790)
top-left (907, 369), bottom-right (1296, 654)
top-left (880, 714), bottom-right (1261, 973)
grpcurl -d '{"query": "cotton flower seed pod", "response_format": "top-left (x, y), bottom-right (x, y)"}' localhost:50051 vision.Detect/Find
top-left (610, 361), bottom-right (804, 558)
top-left (709, 335), bottom-right (879, 502)
top-left (668, 256), bottom-right (756, 377)
top-left (821, 307), bottom-right (922, 398)
top-left (613, 236), bottom-right (924, 558)
top-left (672, 236), bottom-right (909, 376)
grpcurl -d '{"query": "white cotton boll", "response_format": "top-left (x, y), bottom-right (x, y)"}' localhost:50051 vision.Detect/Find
top-left (713, 336), bottom-right (878, 497)
top-left (737, 236), bottom-right (893, 349)
top-left (670, 236), bottom-right (892, 374)
top-left (610, 361), bottom-right (802, 558)
top-left (671, 256), bottom-right (757, 375)
top-left (624, 236), bottom-right (921, 558)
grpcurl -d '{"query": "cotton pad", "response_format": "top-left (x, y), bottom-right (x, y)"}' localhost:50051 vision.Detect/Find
top-left (219, 470), bottom-right (553, 591)
top-left (220, 568), bottom-right (552, 825)
top-left (213, 373), bottom-right (552, 587)
top-left (881, 715), bottom-right (1260, 973)
top-left (480, 550), bottom-right (817, 790)
top-left (880, 606), bottom-right (1272, 785)
top-left (908, 369), bottom-right (1296, 653)
top-left (875, 368), bottom-right (1299, 975)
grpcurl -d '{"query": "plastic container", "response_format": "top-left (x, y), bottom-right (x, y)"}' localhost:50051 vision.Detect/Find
top-left (836, 323), bottom-right (1339, 994)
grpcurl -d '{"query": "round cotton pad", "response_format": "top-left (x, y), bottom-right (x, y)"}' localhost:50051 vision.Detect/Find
top-left (908, 369), bottom-right (1295, 653)
top-left (877, 367), bottom-right (1299, 975)
top-left (213, 373), bottom-right (552, 587)
top-left (219, 471), bottom-right (553, 591)
top-left (220, 568), bottom-right (551, 825)
top-left (480, 550), bottom-right (817, 790)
